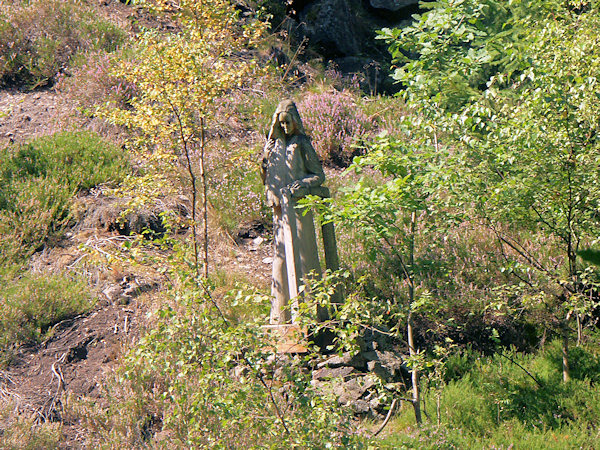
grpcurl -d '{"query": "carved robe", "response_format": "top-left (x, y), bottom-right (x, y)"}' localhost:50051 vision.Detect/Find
top-left (262, 133), bottom-right (325, 324)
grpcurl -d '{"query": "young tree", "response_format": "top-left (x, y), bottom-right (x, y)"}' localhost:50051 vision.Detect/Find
top-left (100, 0), bottom-right (267, 279)
top-left (380, 0), bottom-right (600, 380)
top-left (307, 134), bottom-right (443, 425)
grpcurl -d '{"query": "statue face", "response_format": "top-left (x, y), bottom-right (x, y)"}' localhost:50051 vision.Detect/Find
top-left (278, 112), bottom-right (296, 136)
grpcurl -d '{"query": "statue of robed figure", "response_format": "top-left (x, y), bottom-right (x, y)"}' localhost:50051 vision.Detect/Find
top-left (261, 99), bottom-right (342, 325)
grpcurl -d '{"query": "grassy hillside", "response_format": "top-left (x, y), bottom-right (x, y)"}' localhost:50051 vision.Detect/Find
top-left (1, 0), bottom-right (600, 447)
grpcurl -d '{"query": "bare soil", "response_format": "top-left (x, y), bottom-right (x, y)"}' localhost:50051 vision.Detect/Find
top-left (0, 190), bottom-right (272, 447)
top-left (2, 302), bottom-right (142, 446)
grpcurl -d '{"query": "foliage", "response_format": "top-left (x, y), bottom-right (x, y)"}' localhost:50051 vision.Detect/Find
top-left (303, 133), bottom-right (447, 320)
top-left (378, 0), bottom-right (522, 116)
top-left (0, 270), bottom-right (96, 367)
top-left (100, 0), bottom-right (269, 277)
top-left (0, 0), bottom-right (127, 88)
top-left (378, 0), bottom-right (600, 378)
top-left (303, 132), bottom-right (449, 424)
top-left (0, 131), bottom-right (129, 262)
top-left (75, 273), bottom-right (361, 447)
top-left (381, 0), bottom-right (600, 285)
top-left (207, 142), bottom-right (270, 232)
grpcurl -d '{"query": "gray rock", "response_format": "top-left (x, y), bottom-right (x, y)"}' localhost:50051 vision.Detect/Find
top-left (102, 284), bottom-right (123, 302)
top-left (312, 365), bottom-right (355, 381)
top-left (362, 350), bottom-right (379, 361)
top-left (298, 0), bottom-right (364, 57)
top-left (333, 375), bottom-right (376, 404)
top-left (353, 399), bottom-right (371, 414)
top-left (369, 396), bottom-right (383, 411)
top-left (316, 352), bottom-right (366, 370)
top-left (367, 360), bottom-right (393, 381)
top-left (376, 350), bottom-right (407, 378)
top-left (370, 0), bottom-right (418, 11)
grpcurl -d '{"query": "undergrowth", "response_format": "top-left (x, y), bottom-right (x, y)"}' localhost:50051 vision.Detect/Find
top-left (0, 130), bottom-right (128, 367)
top-left (0, 401), bottom-right (62, 448)
top-left (0, 0), bottom-right (128, 88)
top-left (0, 270), bottom-right (96, 367)
top-left (71, 275), bottom-right (361, 448)
top-left (0, 131), bottom-right (129, 262)
top-left (379, 341), bottom-right (600, 448)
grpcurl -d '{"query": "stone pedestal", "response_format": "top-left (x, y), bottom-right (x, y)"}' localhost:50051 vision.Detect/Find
top-left (262, 324), bottom-right (308, 353)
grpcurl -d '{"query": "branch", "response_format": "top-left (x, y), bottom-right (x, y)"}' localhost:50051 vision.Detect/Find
top-left (371, 398), bottom-right (398, 438)
top-left (487, 221), bottom-right (552, 276)
top-left (244, 355), bottom-right (291, 435)
top-left (498, 351), bottom-right (543, 387)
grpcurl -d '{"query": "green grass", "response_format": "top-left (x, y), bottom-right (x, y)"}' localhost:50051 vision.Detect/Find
top-left (0, 131), bottom-right (128, 365)
top-left (0, 270), bottom-right (96, 367)
top-left (376, 341), bottom-right (600, 448)
top-left (0, 401), bottom-right (62, 448)
top-left (0, 0), bottom-right (128, 88)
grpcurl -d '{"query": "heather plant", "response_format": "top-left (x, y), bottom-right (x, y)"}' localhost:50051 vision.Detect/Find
top-left (0, 0), bottom-right (127, 88)
top-left (0, 402), bottom-right (62, 448)
top-left (297, 88), bottom-right (375, 166)
top-left (0, 131), bottom-right (129, 262)
top-left (57, 50), bottom-right (138, 111)
top-left (0, 270), bottom-right (96, 367)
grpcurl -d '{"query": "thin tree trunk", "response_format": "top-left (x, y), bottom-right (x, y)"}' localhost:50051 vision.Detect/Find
top-left (407, 210), bottom-right (422, 425)
top-left (576, 314), bottom-right (582, 346)
top-left (562, 325), bottom-right (570, 382)
top-left (407, 310), bottom-right (422, 425)
top-left (199, 117), bottom-right (209, 279)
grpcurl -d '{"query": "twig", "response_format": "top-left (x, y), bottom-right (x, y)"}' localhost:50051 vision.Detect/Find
top-left (51, 362), bottom-right (65, 392)
top-left (45, 360), bottom-right (66, 421)
top-left (281, 37), bottom-right (308, 82)
top-left (245, 355), bottom-right (291, 435)
top-left (65, 254), bottom-right (87, 269)
top-left (371, 398), bottom-right (398, 438)
top-left (499, 351), bottom-right (543, 387)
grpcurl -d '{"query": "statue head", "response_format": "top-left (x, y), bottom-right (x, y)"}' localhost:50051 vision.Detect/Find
top-left (269, 99), bottom-right (305, 139)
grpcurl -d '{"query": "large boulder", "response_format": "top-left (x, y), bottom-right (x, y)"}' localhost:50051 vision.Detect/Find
top-left (297, 0), bottom-right (367, 57)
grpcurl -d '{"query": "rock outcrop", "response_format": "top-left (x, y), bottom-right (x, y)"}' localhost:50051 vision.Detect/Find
top-left (310, 328), bottom-right (410, 416)
top-left (283, 0), bottom-right (420, 92)
top-left (370, 0), bottom-right (418, 11)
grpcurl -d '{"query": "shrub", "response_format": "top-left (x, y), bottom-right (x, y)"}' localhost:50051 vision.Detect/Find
top-left (57, 50), bottom-right (138, 111)
top-left (0, 131), bottom-right (129, 262)
top-left (297, 89), bottom-right (375, 166)
top-left (0, 0), bottom-right (127, 88)
top-left (75, 282), bottom-right (360, 447)
top-left (0, 271), bottom-right (96, 367)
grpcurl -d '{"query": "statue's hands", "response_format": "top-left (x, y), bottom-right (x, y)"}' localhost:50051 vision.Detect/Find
top-left (267, 112), bottom-right (282, 140)
top-left (287, 181), bottom-right (308, 199)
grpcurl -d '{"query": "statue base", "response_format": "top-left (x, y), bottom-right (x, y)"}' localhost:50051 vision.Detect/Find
top-left (262, 324), bottom-right (308, 353)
